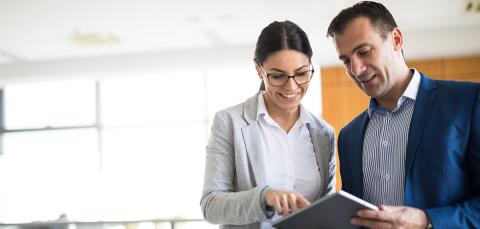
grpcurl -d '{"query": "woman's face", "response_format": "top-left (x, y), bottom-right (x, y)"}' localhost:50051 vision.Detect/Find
top-left (256, 49), bottom-right (311, 115)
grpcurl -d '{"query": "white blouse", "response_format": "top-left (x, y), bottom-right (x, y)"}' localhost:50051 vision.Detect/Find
top-left (256, 93), bottom-right (321, 226)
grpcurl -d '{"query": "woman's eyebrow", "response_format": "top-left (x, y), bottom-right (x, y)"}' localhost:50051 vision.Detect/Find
top-left (268, 65), bottom-right (309, 72)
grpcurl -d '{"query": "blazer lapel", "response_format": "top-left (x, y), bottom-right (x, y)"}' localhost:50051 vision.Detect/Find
top-left (241, 93), bottom-right (267, 186)
top-left (308, 120), bottom-right (331, 196)
top-left (353, 113), bottom-right (369, 198)
top-left (405, 74), bottom-right (437, 178)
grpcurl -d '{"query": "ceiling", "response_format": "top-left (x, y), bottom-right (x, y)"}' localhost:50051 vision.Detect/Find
top-left (0, 0), bottom-right (480, 82)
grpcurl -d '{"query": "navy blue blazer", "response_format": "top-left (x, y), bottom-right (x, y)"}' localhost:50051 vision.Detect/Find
top-left (338, 73), bottom-right (480, 228)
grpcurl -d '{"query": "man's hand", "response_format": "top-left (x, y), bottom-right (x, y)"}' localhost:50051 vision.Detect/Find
top-left (264, 188), bottom-right (311, 216)
top-left (351, 205), bottom-right (429, 229)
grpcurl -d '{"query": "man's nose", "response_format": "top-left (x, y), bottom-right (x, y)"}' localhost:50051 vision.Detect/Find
top-left (350, 58), bottom-right (366, 77)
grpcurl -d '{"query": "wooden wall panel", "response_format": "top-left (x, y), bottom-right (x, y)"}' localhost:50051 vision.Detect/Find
top-left (444, 57), bottom-right (480, 75)
top-left (444, 57), bottom-right (480, 82)
top-left (406, 59), bottom-right (444, 80)
top-left (321, 67), bottom-right (369, 191)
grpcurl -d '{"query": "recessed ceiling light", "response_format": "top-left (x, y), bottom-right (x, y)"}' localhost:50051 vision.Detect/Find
top-left (186, 16), bottom-right (203, 23)
top-left (70, 31), bottom-right (120, 45)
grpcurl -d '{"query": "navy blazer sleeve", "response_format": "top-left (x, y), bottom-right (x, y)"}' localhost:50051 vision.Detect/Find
top-left (422, 82), bottom-right (480, 228)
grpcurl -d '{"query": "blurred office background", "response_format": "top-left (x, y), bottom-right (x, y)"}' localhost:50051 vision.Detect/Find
top-left (0, 0), bottom-right (479, 229)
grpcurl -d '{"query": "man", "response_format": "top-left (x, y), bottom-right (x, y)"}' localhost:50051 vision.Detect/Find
top-left (326, 1), bottom-right (480, 228)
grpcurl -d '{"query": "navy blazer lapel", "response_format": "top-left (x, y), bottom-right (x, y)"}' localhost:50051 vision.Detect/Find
top-left (353, 112), bottom-right (370, 198)
top-left (405, 74), bottom-right (437, 178)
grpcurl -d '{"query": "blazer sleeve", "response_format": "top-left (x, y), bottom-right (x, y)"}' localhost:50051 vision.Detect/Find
top-left (424, 89), bottom-right (480, 228)
top-left (200, 111), bottom-right (268, 225)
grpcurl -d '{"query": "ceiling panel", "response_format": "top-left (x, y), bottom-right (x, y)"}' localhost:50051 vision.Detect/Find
top-left (0, 0), bottom-right (479, 67)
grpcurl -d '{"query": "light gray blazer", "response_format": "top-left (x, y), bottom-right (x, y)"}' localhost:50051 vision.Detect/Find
top-left (200, 92), bottom-right (336, 229)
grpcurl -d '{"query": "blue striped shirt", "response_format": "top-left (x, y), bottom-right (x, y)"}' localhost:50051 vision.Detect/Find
top-left (362, 70), bottom-right (421, 206)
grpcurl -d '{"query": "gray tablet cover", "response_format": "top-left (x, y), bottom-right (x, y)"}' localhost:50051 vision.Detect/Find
top-left (272, 191), bottom-right (378, 229)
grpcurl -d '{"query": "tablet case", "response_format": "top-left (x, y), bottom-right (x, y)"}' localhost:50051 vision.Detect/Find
top-left (272, 190), bottom-right (378, 229)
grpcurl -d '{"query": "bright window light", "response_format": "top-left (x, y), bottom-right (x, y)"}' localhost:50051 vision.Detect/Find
top-left (100, 124), bottom-right (206, 220)
top-left (0, 64), bottom-right (321, 226)
top-left (205, 65), bottom-right (259, 122)
top-left (100, 71), bottom-right (205, 127)
top-left (0, 129), bottom-right (99, 222)
top-left (4, 79), bottom-right (96, 129)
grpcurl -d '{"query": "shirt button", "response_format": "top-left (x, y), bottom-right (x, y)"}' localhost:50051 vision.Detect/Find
top-left (385, 174), bottom-right (390, 180)
top-left (382, 140), bottom-right (388, 146)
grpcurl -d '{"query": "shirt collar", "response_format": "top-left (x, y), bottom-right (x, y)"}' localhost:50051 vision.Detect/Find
top-left (296, 103), bottom-right (311, 125)
top-left (257, 92), bottom-right (311, 126)
top-left (368, 69), bottom-right (421, 116)
top-left (256, 91), bottom-right (270, 121)
top-left (402, 68), bottom-right (421, 101)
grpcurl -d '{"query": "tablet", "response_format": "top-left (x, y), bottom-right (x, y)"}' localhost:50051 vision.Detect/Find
top-left (272, 190), bottom-right (378, 229)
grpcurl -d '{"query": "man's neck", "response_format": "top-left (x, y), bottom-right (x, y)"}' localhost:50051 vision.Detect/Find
top-left (376, 67), bottom-right (413, 111)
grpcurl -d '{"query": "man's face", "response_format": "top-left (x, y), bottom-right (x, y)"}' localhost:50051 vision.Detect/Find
top-left (333, 17), bottom-right (401, 100)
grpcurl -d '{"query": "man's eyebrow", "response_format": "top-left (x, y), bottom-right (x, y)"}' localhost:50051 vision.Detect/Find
top-left (338, 43), bottom-right (370, 60)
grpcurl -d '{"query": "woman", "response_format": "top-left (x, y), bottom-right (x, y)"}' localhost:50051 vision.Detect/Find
top-left (200, 20), bottom-right (336, 229)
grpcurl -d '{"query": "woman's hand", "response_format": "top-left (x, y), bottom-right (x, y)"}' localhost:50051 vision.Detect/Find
top-left (264, 188), bottom-right (311, 216)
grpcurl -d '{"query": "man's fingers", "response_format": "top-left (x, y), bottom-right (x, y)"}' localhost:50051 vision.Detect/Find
top-left (380, 205), bottom-right (399, 212)
top-left (356, 207), bottom-right (397, 227)
top-left (351, 217), bottom-right (392, 228)
top-left (357, 209), bottom-right (392, 221)
top-left (356, 209), bottom-right (379, 219)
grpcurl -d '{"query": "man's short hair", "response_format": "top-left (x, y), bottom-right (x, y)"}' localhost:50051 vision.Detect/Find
top-left (326, 1), bottom-right (398, 39)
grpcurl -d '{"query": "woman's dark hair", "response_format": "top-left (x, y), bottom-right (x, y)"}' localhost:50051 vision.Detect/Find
top-left (326, 1), bottom-right (397, 40)
top-left (254, 20), bottom-right (313, 91)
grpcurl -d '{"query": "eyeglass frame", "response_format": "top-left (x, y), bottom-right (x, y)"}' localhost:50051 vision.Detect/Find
top-left (255, 60), bottom-right (315, 87)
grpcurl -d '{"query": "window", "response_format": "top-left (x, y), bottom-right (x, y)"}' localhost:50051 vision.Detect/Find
top-left (99, 71), bottom-right (207, 220)
top-left (100, 124), bottom-right (205, 220)
top-left (4, 79), bottom-right (96, 129)
top-left (100, 71), bottom-right (205, 126)
top-left (0, 64), bottom-right (321, 225)
top-left (0, 129), bottom-right (99, 222)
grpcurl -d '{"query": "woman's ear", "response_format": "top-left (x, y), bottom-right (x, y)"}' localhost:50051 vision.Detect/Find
top-left (254, 59), bottom-right (263, 80)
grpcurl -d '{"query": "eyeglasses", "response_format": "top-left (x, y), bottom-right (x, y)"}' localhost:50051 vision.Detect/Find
top-left (257, 63), bottom-right (314, 87)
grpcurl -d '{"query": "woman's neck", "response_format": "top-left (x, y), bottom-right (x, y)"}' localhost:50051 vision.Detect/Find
top-left (264, 96), bottom-right (300, 133)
